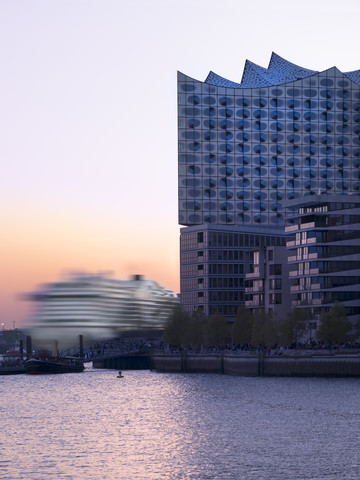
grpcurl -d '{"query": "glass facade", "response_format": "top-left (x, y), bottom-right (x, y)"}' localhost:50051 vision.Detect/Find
top-left (180, 224), bottom-right (285, 317)
top-left (179, 54), bottom-right (360, 321)
top-left (178, 53), bottom-right (360, 226)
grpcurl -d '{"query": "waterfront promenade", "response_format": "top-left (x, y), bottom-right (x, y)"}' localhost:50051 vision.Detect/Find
top-left (61, 338), bottom-right (360, 377)
top-left (152, 350), bottom-right (360, 377)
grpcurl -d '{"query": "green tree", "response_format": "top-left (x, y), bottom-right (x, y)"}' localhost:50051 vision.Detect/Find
top-left (316, 302), bottom-right (350, 347)
top-left (279, 308), bottom-right (309, 347)
top-left (252, 310), bottom-right (277, 347)
top-left (187, 309), bottom-right (206, 347)
top-left (205, 312), bottom-right (230, 346)
top-left (232, 306), bottom-right (253, 345)
top-left (163, 305), bottom-right (190, 346)
top-left (356, 318), bottom-right (360, 341)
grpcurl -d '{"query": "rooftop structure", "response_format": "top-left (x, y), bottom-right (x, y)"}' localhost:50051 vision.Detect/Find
top-left (178, 53), bottom-right (360, 227)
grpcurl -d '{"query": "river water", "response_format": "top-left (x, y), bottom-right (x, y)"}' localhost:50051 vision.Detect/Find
top-left (0, 367), bottom-right (359, 480)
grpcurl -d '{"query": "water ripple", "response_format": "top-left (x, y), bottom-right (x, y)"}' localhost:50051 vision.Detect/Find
top-left (0, 369), bottom-right (359, 479)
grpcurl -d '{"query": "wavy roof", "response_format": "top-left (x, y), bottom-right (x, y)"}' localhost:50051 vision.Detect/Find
top-left (204, 52), bottom-right (360, 88)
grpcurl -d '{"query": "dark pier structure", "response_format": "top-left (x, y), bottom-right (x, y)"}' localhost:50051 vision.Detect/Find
top-left (92, 352), bottom-right (152, 370)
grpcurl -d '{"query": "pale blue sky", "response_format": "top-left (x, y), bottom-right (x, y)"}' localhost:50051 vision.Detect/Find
top-left (1, 0), bottom-right (360, 327)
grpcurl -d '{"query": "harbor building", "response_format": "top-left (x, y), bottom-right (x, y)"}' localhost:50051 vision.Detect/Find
top-left (178, 53), bottom-right (360, 319)
top-left (285, 195), bottom-right (360, 330)
top-left (245, 245), bottom-right (291, 319)
top-left (180, 224), bottom-right (285, 317)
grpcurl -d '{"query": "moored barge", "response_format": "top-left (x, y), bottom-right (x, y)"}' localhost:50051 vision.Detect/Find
top-left (24, 357), bottom-right (84, 374)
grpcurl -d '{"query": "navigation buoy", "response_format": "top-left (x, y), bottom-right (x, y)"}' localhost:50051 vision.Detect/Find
top-left (117, 371), bottom-right (124, 378)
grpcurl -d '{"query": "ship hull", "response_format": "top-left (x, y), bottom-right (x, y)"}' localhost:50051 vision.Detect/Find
top-left (24, 358), bottom-right (84, 374)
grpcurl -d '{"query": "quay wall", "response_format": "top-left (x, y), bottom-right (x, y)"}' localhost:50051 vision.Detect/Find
top-left (152, 353), bottom-right (360, 377)
top-left (93, 354), bottom-right (152, 370)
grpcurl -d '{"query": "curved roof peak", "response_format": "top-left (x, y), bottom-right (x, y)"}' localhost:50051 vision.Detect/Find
top-left (205, 71), bottom-right (241, 88)
top-left (203, 54), bottom-right (360, 88)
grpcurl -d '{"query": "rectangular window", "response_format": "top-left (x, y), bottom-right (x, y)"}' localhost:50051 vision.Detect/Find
top-left (197, 232), bottom-right (203, 243)
top-left (268, 249), bottom-right (273, 261)
top-left (270, 279), bottom-right (282, 289)
top-left (269, 293), bottom-right (282, 304)
top-left (270, 264), bottom-right (282, 275)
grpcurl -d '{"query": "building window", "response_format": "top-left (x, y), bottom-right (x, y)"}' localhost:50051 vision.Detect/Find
top-left (198, 278), bottom-right (203, 284)
top-left (269, 293), bottom-right (282, 304)
top-left (198, 292), bottom-right (204, 298)
top-left (198, 265), bottom-right (203, 271)
top-left (197, 232), bottom-right (204, 243)
top-left (269, 264), bottom-right (282, 275)
top-left (268, 249), bottom-right (273, 261)
top-left (270, 279), bottom-right (282, 289)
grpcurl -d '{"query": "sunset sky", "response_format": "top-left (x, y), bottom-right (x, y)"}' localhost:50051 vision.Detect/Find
top-left (1, 0), bottom-right (359, 328)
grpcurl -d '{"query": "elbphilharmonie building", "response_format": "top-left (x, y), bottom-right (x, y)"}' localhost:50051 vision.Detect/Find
top-left (178, 53), bottom-right (360, 320)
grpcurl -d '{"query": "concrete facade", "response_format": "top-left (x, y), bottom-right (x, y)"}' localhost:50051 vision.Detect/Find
top-left (245, 245), bottom-right (292, 319)
top-left (285, 195), bottom-right (360, 329)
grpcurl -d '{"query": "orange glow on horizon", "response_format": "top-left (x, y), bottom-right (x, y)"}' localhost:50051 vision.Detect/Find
top-left (1, 207), bottom-right (180, 328)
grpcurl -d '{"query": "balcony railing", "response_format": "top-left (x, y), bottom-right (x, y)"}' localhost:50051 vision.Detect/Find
top-left (285, 225), bottom-right (299, 232)
top-left (245, 287), bottom-right (264, 294)
top-left (310, 268), bottom-right (319, 275)
top-left (245, 300), bottom-right (264, 307)
top-left (300, 221), bottom-right (315, 229)
top-left (245, 271), bottom-right (263, 279)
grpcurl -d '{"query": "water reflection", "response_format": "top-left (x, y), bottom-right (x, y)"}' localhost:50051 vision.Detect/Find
top-left (0, 370), bottom-right (359, 479)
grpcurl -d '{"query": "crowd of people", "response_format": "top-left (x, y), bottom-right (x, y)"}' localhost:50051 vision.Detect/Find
top-left (157, 339), bottom-right (360, 355)
top-left (83, 339), bottom-right (151, 359)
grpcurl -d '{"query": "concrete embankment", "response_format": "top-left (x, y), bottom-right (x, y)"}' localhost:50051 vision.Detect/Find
top-left (152, 352), bottom-right (360, 377)
top-left (92, 353), bottom-right (152, 370)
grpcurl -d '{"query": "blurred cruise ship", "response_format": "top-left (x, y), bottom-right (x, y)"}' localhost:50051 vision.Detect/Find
top-left (27, 274), bottom-right (178, 349)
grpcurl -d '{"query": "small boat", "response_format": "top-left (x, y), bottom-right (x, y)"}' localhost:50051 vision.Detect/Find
top-left (0, 353), bottom-right (26, 375)
top-left (24, 357), bottom-right (84, 374)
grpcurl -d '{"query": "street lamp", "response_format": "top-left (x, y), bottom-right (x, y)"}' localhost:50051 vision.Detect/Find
top-left (1, 323), bottom-right (4, 334)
